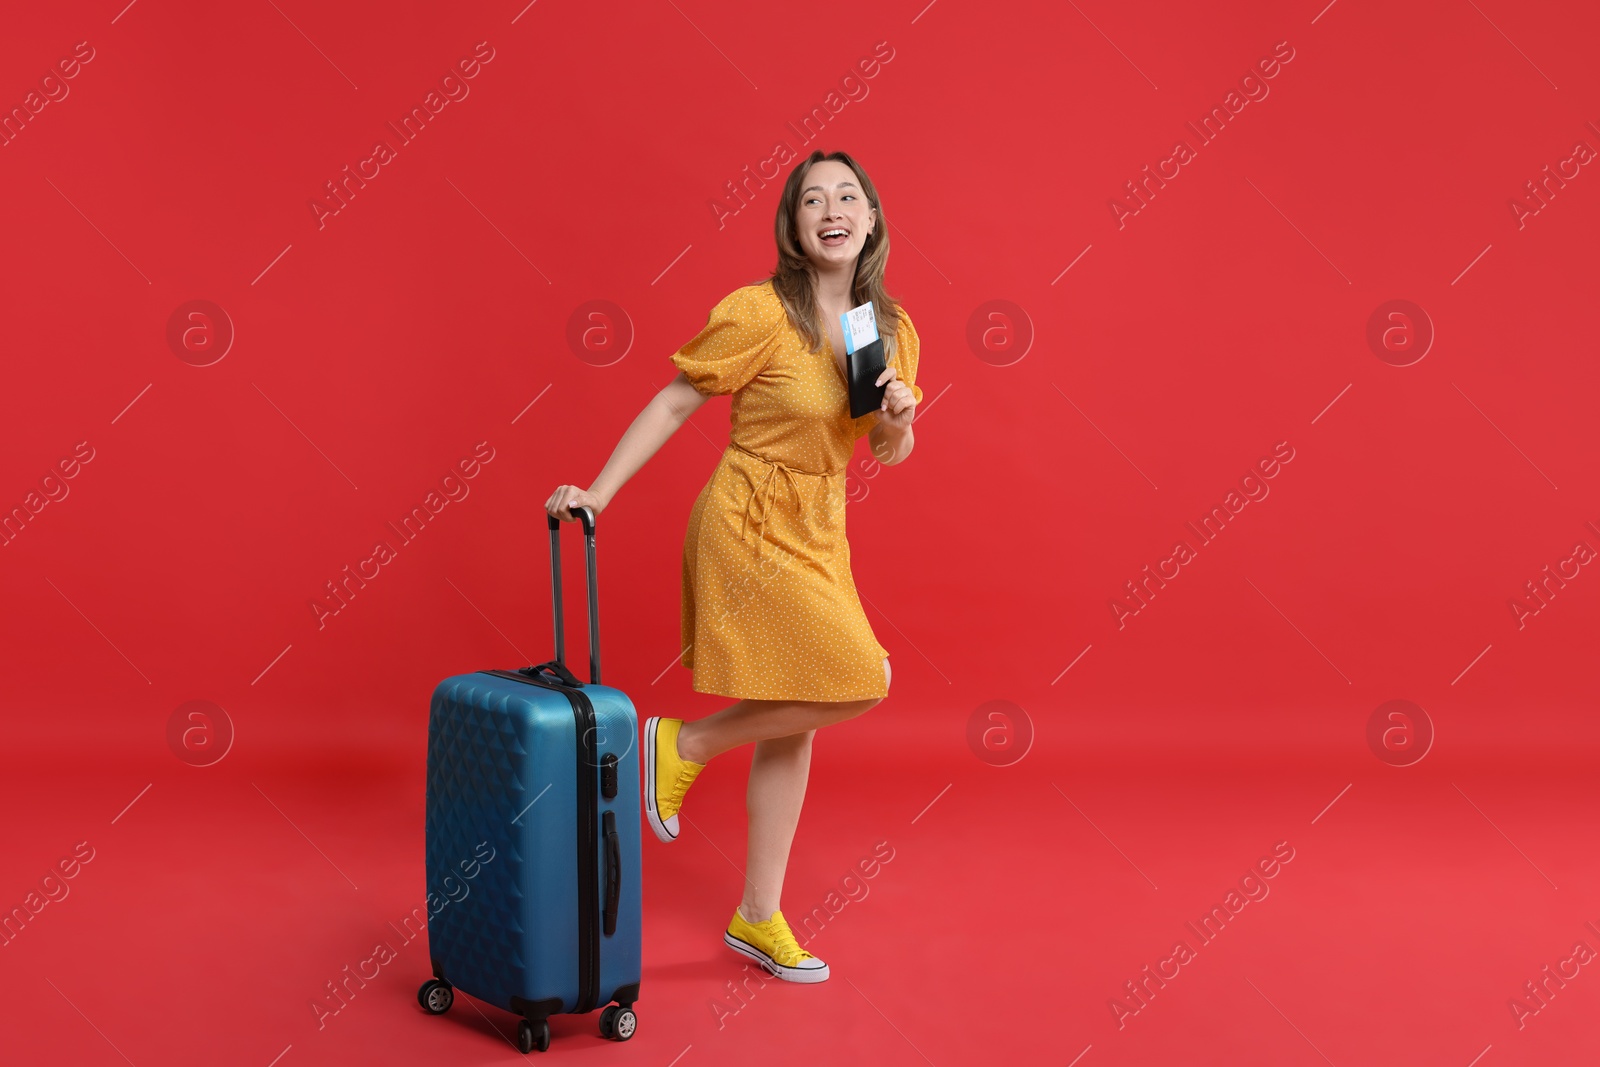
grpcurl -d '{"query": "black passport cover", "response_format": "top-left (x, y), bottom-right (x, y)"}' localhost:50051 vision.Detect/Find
top-left (847, 337), bottom-right (888, 418)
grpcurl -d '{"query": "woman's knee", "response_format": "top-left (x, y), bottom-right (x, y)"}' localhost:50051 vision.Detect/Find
top-left (837, 695), bottom-right (881, 719)
top-left (800, 697), bottom-right (876, 724)
top-left (755, 728), bottom-right (815, 754)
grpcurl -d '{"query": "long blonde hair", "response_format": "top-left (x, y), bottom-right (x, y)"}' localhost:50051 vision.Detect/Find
top-left (762, 149), bottom-right (901, 363)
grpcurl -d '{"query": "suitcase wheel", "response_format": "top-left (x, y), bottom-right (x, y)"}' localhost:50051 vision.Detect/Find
top-left (517, 1018), bottom-right (551, 1054)
top-left (599, 1004), bottom-right (637, 1041)
top-left (416, 980), bottom-right (453, 1015)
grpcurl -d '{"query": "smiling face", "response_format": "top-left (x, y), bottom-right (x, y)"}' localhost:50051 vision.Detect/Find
top-left (793, 159), bottom-right (877, 273)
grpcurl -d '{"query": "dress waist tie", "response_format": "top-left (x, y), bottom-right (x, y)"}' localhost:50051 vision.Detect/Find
top-left (727, 442), bottom-right (839, 557)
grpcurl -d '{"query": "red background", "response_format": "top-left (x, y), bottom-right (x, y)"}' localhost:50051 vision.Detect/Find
top-left (3, 1), bottom-right (1598, 1064)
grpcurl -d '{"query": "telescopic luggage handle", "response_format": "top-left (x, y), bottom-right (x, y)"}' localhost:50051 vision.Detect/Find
top-left (531, 506), bottom-right (601, 687)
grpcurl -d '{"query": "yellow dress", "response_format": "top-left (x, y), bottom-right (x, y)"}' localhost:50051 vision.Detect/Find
top-left (670, 280), bottom-right (923, 702)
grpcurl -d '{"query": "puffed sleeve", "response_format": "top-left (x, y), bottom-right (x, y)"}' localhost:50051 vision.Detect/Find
top-left (670, 285), bottom-right (785, 397)
top-left (852, 307), bottom-right (924, 441)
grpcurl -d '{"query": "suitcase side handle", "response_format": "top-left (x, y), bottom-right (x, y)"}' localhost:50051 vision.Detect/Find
top-left (602, 809), bottom-right (620, 936)
top-left (546, 507), bottom-right (601, 685)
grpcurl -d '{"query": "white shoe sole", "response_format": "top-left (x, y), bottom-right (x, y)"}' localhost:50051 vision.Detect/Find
top-left (723, 932), bottom-right (830, 983)
top-left (643, 717), bottom-right (679, 843)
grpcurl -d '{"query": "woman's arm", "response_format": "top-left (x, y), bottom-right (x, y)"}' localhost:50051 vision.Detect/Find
top-left (866, 361), bottom-right (917, 466)
top-left (868, 421), bottom-right (914, 466)
top-left (545, 372), bottom-right (710, 521)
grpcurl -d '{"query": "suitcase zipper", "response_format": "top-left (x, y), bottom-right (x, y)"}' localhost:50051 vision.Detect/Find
top-left (481, 669), bottom-right (603, 1015)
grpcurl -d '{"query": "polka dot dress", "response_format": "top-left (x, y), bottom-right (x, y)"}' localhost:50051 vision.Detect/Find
top-left (670, 280), bottom-right (923, 702)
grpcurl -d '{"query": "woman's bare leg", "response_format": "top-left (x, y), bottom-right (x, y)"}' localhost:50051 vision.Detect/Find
top-left (680, 658), bottom-right (891, 922)
top-left (676, 696), bottom-right (876, 764)
top-left (738, 730), bottom-right (814, 920)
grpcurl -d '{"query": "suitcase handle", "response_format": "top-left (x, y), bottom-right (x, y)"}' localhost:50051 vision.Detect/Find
top-left (521, 660), bottom-right (582, 688)
top-left (546, 507), bottom-right (601, 685)
top-left (602, 810), bottom-right (620, 936)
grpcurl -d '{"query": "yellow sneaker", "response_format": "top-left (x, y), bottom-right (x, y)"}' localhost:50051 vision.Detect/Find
top-left (644, 717), bottom-right (705, 842)
top-left (724, 907), bottom-right (830, 983)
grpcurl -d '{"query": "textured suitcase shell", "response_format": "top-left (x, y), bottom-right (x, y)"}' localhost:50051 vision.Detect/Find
top-left (424, 669), bottom-right (643, 1019)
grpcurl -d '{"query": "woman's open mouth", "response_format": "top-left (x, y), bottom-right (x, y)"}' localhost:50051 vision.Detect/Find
top-left (819, 228), bottom-right (850, 247)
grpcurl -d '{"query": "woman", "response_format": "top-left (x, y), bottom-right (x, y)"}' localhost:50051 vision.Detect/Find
top-left (544, 149), bottom-right (921, 984)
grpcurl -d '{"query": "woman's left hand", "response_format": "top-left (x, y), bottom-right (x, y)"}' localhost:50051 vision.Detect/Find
top-left (875, 363), bottom-right (916, 431)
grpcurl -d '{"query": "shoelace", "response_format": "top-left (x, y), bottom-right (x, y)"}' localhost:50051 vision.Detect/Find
top-left (665, 760), bottom-right (701, 811)
top-left (756, 915), bottom-right (813, 964)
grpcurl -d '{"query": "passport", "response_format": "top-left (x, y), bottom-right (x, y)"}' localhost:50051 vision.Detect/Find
top-left (840, 302), bottom-right (888, 419)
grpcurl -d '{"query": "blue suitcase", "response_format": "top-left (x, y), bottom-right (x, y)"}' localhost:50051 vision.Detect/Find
top-left (417, 507), bottom-right (643, 1053)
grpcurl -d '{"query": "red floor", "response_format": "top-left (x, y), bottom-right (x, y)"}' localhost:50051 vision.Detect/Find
top-left (4, 700), bottom-right (1596, 1066)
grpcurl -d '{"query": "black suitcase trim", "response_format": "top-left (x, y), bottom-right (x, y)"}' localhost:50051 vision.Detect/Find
top-left (509, 994), bottom-right (565, 1023)
top-left (480, 668), bottom-right (604, 1016)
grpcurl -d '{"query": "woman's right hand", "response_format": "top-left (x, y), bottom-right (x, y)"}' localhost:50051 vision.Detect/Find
top-left (545, 485), bottom-right (605, 523)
